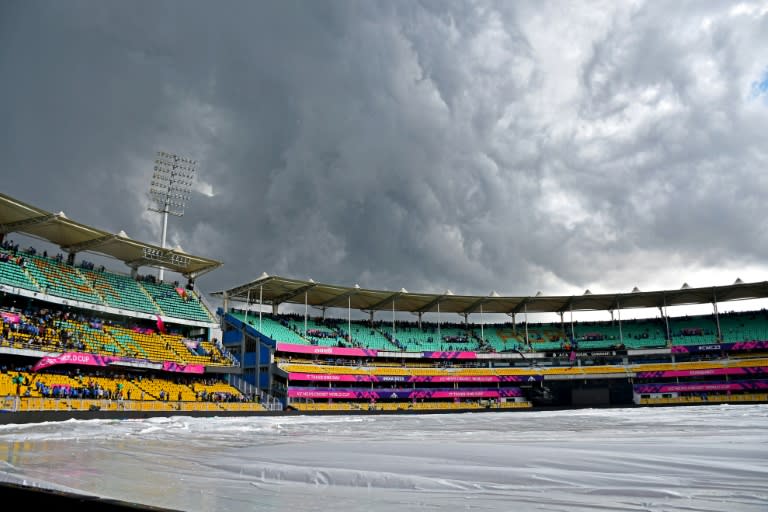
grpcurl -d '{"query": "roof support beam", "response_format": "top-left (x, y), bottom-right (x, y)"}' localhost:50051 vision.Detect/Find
top-left (125, 257), bottom-right (152, 268)
top-left (510, 297), bottom-right (532, 315)
top-left (461, 296), bottom-right (494, 315)
top-left (316, 287), bottom-right (362, 308)
top-left (271, 282), bottom-right (318, 305)
top-left (557, 296), bottom-right (575, 315)
top-left (414, 294), bottom-right (450, 314)
top-left (223, 276), bottom-right (273, 300)
top-left (363, 291), bottom-right (404, 311)
top-left (0, 213), bottom-right (57, 234)
top-left (60, 233), bottom-right (118, 253)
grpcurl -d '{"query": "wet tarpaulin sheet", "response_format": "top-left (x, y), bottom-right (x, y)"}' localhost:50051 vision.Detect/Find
top-left (0, 405), bottom-right (767, 512)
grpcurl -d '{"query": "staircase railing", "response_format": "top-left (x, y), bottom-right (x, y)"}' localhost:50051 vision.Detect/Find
top-left (226, 374), bottom-right (283, 411)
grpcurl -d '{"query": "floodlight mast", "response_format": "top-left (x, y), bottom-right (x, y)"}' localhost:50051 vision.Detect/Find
top-left (147, 151), bottom-right (196, 282)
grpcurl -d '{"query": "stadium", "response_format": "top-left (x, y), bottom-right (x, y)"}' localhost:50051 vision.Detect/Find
top-left (4, 2), bottom-right (768, 509)
top-left (0, 190), bottom-right (767, 511)
top-left (1, 191), bottom-right (766, 423)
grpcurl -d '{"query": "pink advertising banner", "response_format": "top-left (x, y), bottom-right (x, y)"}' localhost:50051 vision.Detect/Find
top-left (670, 340), bottom-right (768, 354)
top-left (427, 375), bottom-right (502, 383)
top-left (277, 344), bottom-right (484, 360)
top-left (634, 380), bottom-right (768, 393)
top-left (277, 343), bottom-right (379, 358)
top-left (421, 351), bottom-right (478, 359)
top-left (636, 367), bottom-right (768, 379)
top-left (287, 387), bottom-right (523, 399)
top-left (288, 373), bottom-right (356, 382)
top-left (287, 373), bottom-right (540, 383)
top-left (1, 311), bottom-right (20, 324)
top-left (33, 351), bottom-right (204, 374)
top-left (289, 389), bottom-right (360, 399)
top-left (33, 352), bottom-right (104, 371)
top-left (161, 361), bottom-right (205, 374)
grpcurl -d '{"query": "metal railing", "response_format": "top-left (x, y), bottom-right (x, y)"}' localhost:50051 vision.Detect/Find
top-left (226, 374), bottom-right (283, 411)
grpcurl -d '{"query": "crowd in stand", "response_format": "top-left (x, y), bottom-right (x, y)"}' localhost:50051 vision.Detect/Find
top-left (196, 389), bottom-right (249, 403)
top-left (78, 259), bottom-right (106, 272)
top-left (1, 364), bottom-right (253, 403)
top-left (1, 239), bottom-right (21, 254)
top-left (0, 251), bottom-right (25, 267)
top-left (1, 305), bottom-right (90, 351)
top-left (0, 301), bottom-right (225, 362)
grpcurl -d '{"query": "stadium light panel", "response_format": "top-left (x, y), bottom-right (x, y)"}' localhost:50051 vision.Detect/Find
top-left (147, 150), bottom-right (198, 281)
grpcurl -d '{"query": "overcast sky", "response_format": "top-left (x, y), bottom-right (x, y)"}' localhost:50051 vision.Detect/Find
top-left (1, 1), bottom-right (767, 316)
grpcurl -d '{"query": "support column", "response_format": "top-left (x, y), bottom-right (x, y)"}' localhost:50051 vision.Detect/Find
top-left (480, 304), bottom-right (484, 344)
top-left (240, 324), bottom-right (246, 381)
top-left (243, 289), bottom-right (250, 325)
top-left (392, 299), bottom-right (396, 344)
top-left (348, 296), bottom-right (352, 344)
top-left (713, 292), bottom-right (722, 342)
top-left (559, 312), bottom-right (565, 338)
top-left (617, 300), bottom-right (623, 346)
top-left (259, 285), bottom-right (263, 331)
top-left (222, 292), bottom-right (229, 329)
top-left (524, 302), bottom-right (529, 348)
top-left (255, 331), bottom-right (261, 393)
top-left (158, 210), bottom-right (168, 282)
top-left (304, 291), bottom-right (308, 336)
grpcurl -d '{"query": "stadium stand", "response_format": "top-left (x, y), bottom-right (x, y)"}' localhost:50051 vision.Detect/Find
top-left (23, 253), bottom-right (103, 304)
top-left (81, 268), bottom-right (159, 314)
top-left (0, 250), bottom-right (39, 291)
top-left (2, 192), bottom-right (768, 418)
top-left (0, 195), bottom-right (281, 419)
top-left (139, 279), bottom-right (213, 322)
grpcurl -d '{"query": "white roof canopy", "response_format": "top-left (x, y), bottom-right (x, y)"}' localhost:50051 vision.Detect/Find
top-left (213, 275), bottom-right (768, 315)
top-left (0, 192), bottom-right (221, 278)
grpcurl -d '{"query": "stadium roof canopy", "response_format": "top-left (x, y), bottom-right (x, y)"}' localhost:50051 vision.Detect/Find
top-left (0, 192), bottom-right (221, 278)
top-left (213, 274), bottom-right (768, 315)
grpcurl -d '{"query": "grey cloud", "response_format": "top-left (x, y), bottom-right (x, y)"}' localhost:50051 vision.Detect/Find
top-left (0, 0), bottom-right (767, 303)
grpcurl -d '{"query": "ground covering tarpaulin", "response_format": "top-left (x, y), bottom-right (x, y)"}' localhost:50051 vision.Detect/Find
top-left (0, 405), bottom-right (766, 511)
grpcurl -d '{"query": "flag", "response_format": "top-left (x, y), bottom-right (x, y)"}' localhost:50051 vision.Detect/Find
top-left (1, 312), bottom-right (20, 324)
top-left (156, 315), bottom-right (166, 334)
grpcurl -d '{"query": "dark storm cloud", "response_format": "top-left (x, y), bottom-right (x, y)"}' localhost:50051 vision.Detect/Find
top-left (1, 0), bottom-right (767, 302)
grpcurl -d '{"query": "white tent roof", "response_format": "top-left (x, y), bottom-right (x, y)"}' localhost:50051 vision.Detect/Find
top-left (0, 192), bottom-right (221, 278)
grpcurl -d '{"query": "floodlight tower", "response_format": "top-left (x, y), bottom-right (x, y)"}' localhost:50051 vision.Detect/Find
top-left (148, 151), bottom-right (196, 282)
